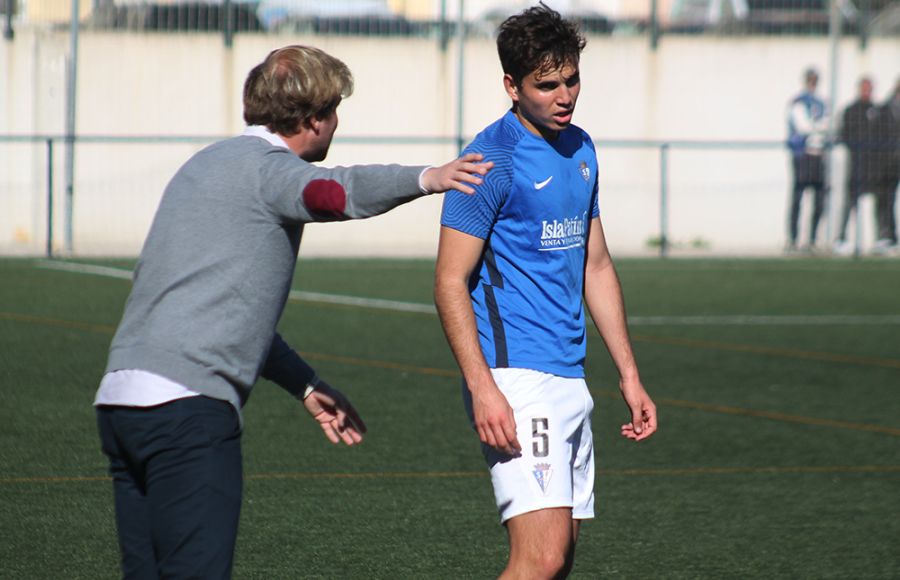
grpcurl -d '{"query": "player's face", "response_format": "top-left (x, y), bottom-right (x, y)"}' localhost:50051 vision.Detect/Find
top-left (505, 61), bottom-right (581, 140)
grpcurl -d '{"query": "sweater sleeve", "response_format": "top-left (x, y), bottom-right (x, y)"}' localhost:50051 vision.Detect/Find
top-left (259, 149), bottom-right (428, 223)
top-left (260, 333), bottom-right (317, 398)
top-left (790, 101), bottom-right (815, 136)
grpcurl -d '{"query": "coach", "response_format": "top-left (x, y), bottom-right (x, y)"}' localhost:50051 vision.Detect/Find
top-left (94, 45), bottom-right (491, 579)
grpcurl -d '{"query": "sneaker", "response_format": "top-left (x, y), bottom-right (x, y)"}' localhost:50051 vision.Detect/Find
top-left (832, 240), bottom-right (853, 256)
top-left (872, 239), bottom-right (895, 255)
top-left (804, 243), bottom-right (822, 256)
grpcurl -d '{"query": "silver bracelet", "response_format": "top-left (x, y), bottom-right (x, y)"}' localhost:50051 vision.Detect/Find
top-left (417, 166), bottom-right (435, 194)
top-left (301, 375), bottom-right (320, 400)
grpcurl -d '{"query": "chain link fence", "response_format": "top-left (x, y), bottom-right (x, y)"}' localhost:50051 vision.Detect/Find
top-left (4, 0), bottom-right (899, 39)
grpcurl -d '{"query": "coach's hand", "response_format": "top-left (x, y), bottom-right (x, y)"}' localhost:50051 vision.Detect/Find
top-left (422, 153), bottom-right (493, 195)
top-left (303, 379), bottom-right (367, 445)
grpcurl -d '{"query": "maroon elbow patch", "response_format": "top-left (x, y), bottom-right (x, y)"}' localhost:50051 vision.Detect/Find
top-left (302, 180), bottom-right (346, 218)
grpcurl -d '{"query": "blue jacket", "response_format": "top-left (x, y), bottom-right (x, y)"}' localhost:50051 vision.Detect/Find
top-left (788, 92), bottom-right (827, 157)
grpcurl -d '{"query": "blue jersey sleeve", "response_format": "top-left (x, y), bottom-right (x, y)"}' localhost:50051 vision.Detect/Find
top-left (440, 145), bottom-right (512, 239)
top-left (587, 137), bottom-right (600, 220)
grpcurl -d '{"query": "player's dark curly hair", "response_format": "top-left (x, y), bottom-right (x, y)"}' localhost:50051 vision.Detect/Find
top-left (497, 3), bottom-right (586, 87)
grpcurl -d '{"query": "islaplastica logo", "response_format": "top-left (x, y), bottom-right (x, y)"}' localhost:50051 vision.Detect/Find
top-left (538, 212), bottom-right (588, 252)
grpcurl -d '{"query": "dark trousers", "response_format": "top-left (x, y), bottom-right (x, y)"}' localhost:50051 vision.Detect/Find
top-left (838, 178), bottom-right (866, 242)
top-left (789, 154), bottom-right (826, 245)
top-left (837, 172), bottom-right (887, 243)
top-left (876, 178), bottom-right (898, 243)
top-left (97, 396), bottom-right (243, 580)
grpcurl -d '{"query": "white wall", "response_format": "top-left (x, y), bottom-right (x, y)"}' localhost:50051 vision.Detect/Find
top-left (1, 30), bottom-right (898, 256)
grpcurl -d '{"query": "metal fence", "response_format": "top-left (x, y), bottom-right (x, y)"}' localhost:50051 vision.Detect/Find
top-left (4, 133), bottom-right (883, 258)
top-left (2, 1), bottom-right (898, 257)
top-left (3, 0), bottom-right (899, 43)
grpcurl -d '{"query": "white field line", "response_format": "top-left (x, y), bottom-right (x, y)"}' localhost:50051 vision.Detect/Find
top-left (34, 259), bottom-right (900, 325)
top-left (288, 290), bottom-right (436, 314)
top-left (35, 259), bottom-right (134, 280)
top-left (627, 314), bottom-right (900, 325)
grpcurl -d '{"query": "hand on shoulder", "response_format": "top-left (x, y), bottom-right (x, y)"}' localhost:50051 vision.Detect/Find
top-left (422, 153), bottom-right (493, 195)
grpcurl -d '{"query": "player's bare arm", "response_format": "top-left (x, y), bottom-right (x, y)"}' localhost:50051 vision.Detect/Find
top-left (302, 378), bottom-right (368, 446)
top-left (583, 217), bottom-right (658, 441)
top-left (434, 226), bottom-right (522, 456)
top-left (422, 153), bottom-right (494, 194)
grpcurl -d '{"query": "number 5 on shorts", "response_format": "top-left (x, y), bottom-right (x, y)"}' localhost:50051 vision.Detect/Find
top-left (532, 417), bottom-right (549, 458)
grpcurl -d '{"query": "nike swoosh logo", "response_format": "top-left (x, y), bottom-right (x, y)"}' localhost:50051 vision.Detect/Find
top-left (534, 176), bottom-right (553, 190)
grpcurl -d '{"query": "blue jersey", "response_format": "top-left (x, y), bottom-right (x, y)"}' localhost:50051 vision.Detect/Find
top-left (441, 110), bottom-right (600, 378)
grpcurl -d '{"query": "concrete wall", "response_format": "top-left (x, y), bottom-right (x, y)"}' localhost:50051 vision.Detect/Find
top-left (1, 30), bottom-right (898, 256)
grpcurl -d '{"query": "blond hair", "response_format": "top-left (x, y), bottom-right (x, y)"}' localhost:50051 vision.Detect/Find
top-left (243, 45), bottom-right (353, 136)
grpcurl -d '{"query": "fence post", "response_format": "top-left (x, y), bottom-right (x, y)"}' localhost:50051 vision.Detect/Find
top-left (659, 142), bottom-right (669, 258)
top-left (438, 0), bottom-right (449, 52)
top-left (223, 0), bottom-right (233, 48)
top-left (64, 0), bottom-right (79, 254)
top-left (454, 0), bottom-right (465, 154)
top-left (3, 0), bottom-right (13, 41)
top-left (47, 138), bottom-right (54, 258)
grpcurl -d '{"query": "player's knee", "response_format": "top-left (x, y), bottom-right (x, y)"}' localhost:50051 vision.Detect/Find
top-left (529, 545), bottom-right (570, 579)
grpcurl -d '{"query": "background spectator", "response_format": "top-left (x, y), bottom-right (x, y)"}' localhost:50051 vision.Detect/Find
top-left (873, 78), bottom-right (900, 252)
top-left (834, 77), bottom-right (882, 255)
top-left (786, 67), bottom-right (828, 253)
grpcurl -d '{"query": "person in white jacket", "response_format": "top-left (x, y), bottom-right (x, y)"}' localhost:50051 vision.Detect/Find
top-left (786, 67), bottom-right (829, 252)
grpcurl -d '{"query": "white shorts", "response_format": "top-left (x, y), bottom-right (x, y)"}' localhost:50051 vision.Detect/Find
top-left (463, 368), bottom-right (595, 524)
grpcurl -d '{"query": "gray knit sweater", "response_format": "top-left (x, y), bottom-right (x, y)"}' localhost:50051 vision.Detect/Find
top-left (105, 134), bottom-right (428, 412)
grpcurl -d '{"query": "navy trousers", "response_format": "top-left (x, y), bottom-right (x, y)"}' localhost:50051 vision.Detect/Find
top-left (97, 396), bottom-right (243, 580)
top-left (789, 154), bottom-right (826, 246)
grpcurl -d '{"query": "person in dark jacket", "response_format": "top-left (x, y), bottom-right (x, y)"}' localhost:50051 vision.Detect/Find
top-left (834, 77), bottom-right (882, 255)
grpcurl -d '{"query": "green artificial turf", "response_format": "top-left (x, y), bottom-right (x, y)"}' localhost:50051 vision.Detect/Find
top-left (1, 257), bottom-right (897, 578)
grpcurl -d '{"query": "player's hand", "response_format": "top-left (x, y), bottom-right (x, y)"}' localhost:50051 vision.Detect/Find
top-left (471, 380), bottom-right (521, 456)
top-left (619, 377), bottom-right (657, 442)
top-left (422, 153), bottom-right (493, 195)
top-left (302, 379), bottom-right (367, 446)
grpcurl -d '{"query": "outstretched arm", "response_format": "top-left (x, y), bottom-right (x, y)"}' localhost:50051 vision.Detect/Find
top-left (583, 217), bottom-right (657, 441)
top-left (263, 152), bottom-right (493, 223)
top-left (434, 226), bottom-right (521, 456)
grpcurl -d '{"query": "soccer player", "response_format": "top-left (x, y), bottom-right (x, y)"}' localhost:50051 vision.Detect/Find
top-left (434, 6), bottom-right (657, 578)
top-left (94, 45), bottom-right (491, 579)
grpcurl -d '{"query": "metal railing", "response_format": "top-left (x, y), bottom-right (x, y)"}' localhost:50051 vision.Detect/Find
top-left (2, 133), bottom-right (818, 259)
top-left (3, 0), bottom-right (897, 48)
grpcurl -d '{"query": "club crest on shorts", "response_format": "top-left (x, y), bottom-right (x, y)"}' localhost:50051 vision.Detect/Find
top-left (579, 161), bottom-right (590, 182)
top-left (532, 462), bottom-right (553, 495)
